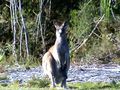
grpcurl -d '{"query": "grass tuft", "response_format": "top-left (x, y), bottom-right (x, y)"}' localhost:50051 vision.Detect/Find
top-left (27, 78), bottom-right (50, 88)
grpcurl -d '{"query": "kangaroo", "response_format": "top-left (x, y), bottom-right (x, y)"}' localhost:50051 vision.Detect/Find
top-left (42, 21), bottom-right (70, 88)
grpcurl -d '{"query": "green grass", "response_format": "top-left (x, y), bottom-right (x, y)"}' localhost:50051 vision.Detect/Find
top-left (69, 82), bottom-right (120, 90)
top-left (27, 78), bottom-right (50, 88)
top-left (0, 81), bottom-right (120, 90)
top-left (0, 76), bottom-right (120, 90)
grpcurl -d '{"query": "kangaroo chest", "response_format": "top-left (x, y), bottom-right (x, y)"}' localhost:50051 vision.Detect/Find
top-left (53, 43), bottom-right (68, 68)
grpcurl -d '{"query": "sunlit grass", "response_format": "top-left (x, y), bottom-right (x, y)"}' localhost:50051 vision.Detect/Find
top-left (69, 82), bottom-right (120, 90)
top-left (1, 79), bottom-right (120, 90)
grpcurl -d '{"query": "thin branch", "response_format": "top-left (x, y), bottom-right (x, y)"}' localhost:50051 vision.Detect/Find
top-left (35, 14), bottom-right (40, 43)
top-left (18, 0), bottom-right (29, 57)
top-left (93, 32), bottom-right (102, 39)
top-left (71, 14), bottom-right (105, 53)
top-left (110, 8), bottom-right (116, 20)
top-left (39, 0), bottom-right (46, 53)
top-left (10, 0), bottom-right (18, 64)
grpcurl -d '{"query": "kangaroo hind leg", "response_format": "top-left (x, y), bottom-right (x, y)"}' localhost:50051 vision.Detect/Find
top-left (42, 52), bottom-right (57, 88)
top-left (48, 53), bottom-right (57, 88)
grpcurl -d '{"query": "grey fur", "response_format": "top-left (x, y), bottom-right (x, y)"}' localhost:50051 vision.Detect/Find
top-left (42, 21), bottom-right (70, 88)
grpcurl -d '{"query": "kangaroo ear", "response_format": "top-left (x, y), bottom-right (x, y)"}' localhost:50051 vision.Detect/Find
top-left (61, 21), bottom-right (65, 27)
top-left (62, 21), bottom-right (68, 30)
top-left (53, 20), bottom-right (60, 29)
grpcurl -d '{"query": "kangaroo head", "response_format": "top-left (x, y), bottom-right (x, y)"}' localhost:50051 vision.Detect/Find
top-left (53, 21), bottom-right (67, 35)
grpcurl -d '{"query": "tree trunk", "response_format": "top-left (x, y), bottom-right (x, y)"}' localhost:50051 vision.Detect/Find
top-left (10, 0), bottom-right (17, 64)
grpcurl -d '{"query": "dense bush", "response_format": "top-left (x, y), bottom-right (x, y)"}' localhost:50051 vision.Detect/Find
top-left (0, 0), bottom-right (120, 65)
